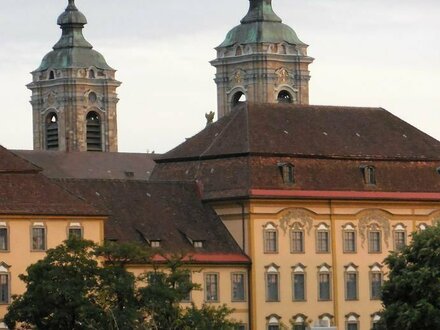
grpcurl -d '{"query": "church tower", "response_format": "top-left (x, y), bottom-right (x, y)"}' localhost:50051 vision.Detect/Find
top-left (211, 0), bottom-right (314, 118)
top-left (28, 0), bottom-right (121, 152)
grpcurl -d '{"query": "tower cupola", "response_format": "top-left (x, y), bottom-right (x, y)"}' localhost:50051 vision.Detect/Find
top-left (28, 0), bottom-right (121, 152)
top-left (211, 0), bottom-right (314, 118)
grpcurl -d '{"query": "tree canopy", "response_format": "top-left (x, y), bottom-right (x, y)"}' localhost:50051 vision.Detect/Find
top-left (378, 223), bottom-right (440, 330)
top-left (5, 239), bottom-right (238, 330)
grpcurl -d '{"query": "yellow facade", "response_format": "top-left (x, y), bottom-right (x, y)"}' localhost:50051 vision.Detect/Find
top-left (214, 199), bottom-right (440, 330)
top-left (0, 215), bottom-right (105, 318)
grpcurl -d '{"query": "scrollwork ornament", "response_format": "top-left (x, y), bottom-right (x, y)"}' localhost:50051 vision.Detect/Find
top-left (358, 210), bottom-right (391, 248)
top-left (279, 209), bottom-right (314, 234)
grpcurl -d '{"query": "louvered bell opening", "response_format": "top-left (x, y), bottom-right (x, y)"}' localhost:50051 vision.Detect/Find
top-left (86, 112), bottom-right (102, 152)
top-left (46, 114), bottom-right (59, 150)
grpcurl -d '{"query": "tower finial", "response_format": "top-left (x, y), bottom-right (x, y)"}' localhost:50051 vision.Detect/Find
top-left (67, 0), bottom-right (77, 10)
top-left (241, 0), bottom-right (281, 23)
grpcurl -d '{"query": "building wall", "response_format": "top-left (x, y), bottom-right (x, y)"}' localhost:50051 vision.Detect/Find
top-left (0, 215), bottom-right (105, 318)
top-left (129, 264), bottom-right (250, 327)
top-left (213, 199), bottom-right (440, 330)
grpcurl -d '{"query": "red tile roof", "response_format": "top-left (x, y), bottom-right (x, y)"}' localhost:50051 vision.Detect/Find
top-left (0, 147), bottom-right (104, 216)
top-left (15, 150), bottom-right (157, 180)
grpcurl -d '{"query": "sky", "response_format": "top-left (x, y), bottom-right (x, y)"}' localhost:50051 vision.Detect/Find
top-left (1, 0), bottom-right (439, 153)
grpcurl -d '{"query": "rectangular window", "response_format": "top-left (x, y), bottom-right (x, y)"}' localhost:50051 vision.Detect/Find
top-left (181, 274), bottom-right (191, 302)
top-left (291, 231), bottom-right (304, 253)
top-left (265, 231), bottom-right (277, 253)
top-left (294, 325), bottom-right (306, 330)
top-left (318, 273), bottom-right (331, 300)
top-left (32, 227), bottom-right (46, 251)
top-left (68, 227), bottom-right (82, 239)
top-left (293, 273), bottom-right (305, 301)
top-left (345, 273), bottom-right (358, 300)
top-left (347, 323), bottom-right (358, 330)
top-left (231, 273), bottom-right (246, 301)
top-left (266, 273), bottom-right (279, 301)
top-left (369, 231), bottom-right (381, 253)
top-left (394, 231), bottom-right (406, 251)
top-left (0, 274), bottom-right (8, 304)
top-left (343, 231), bottom-right (356, 253)
top-left (268, 325), bottom-right (280, 330)
top-left (205, 273), bottom-right (219, 302)
top-left (317, 231), bottom-right (329, 253)
top-left (0, 228), bottom-right (8, 251)
top-left (371, 273), bottom-right (382, 300)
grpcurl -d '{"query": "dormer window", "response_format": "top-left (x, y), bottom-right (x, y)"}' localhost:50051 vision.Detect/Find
top-left (150, 240), bottom-right (161, 248)
top-left (361, 165), bottom-right (376, 185)
top-left (193, 240), bottom-right (204, 248)
top-left (278, 162), bottom-right (294, 185)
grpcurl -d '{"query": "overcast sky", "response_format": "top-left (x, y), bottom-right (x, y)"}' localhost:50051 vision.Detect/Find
top-left (1, 0), bottom-right (439, 153)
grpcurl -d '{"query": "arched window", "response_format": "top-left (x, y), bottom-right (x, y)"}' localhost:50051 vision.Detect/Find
top-left (263, 223), bottom-right (278, 253)
top-left (232, 91), bottom-right (246, 107)
top-left (344, 264), bottom-right (359, 300)
top-left (372, 313), bottom-right (381, 329)
top-left (368, 223), bottom-right (382, 253)
top-left (361, 165), bottom-right (377, 185)
top-left (88, 69), bottom-right (96, 79)
top-left (346, 313), bottom-right (360, 330)
top-left (342, 223), bottom-right (357, 253)
top-left (277, 90), bottom-right (293, 103)
top-left (48, 70), bottom-right (55, 80)
top-left (292, 264), bottom-right (306, 301)
top-left (317, 264), bottom-right (332, 301)
top-left (277, 162), bottom-right (295, 185)
top-left (0, 263), bottom-right (10, 304)
top-left (290, 223), bottom-right (304, 253)
top-left (86, 111), bottom-right (102, 152)
top-left (369, 263), bottom-right (383, 300)
top-left (45, 113), bottom-right (59, 150)
top-left (316, 223), bottom-right (330, 253)
top-left (266, 314), bottom-right (281, 330)
top-left (291, 314), bottom-right (308, 330)
top-left (393, 223), bottom-right (407, 251)
top-left (265, 264), bottom-right (280, 302)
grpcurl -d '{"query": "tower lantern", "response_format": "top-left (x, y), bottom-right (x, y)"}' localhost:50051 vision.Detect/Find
top-left (28, 0), bottom-right (121, 152)
top-left (211, 0), bottom-right (314, 118)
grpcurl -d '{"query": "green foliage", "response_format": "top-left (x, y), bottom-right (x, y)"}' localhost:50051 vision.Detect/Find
top-left (4, 239), bottom-right (238, 330)
top-left (377, 223), bottom-right (440, 330)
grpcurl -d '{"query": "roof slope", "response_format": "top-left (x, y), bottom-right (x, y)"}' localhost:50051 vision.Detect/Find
top-left (57, 179), bottom-right (247, 261)
top-left (152, 103), bottom-right (440, 199)
top-left (159, 103), bottom-right (440, 161)
top-left (0, 147), bottom-right (103, 216)
top-left (15, 151), bottom-right (157, 180)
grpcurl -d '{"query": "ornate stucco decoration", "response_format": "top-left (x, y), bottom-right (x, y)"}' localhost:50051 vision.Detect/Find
top-left (357, 210), bottom-right (391, 248)
top-left (275, 67), bottom-right (290, 84)
top-left (44, 91), bottom-right (59, 109)
top-left (279, 208), bottom-right (314, 235)
top-left (232, 69), bottom-right (247, 85)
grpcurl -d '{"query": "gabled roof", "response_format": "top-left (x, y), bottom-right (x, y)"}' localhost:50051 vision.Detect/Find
top-left (159, 103), bottom-right (440, 162)
top-left (0, 147), bottom-right (104, 216)
top-left (56, 179), bottom-right (249, 263)
top-left (15, 151), bottom-right (157, 180)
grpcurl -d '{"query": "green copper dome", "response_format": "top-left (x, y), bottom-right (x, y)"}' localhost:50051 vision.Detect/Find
top-left (36, 0), bottom-right (112, 71)
top-left (218, 0), bottom-right (305, 48)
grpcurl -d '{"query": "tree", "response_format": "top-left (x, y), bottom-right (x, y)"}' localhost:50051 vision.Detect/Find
top-left (377, 223), bottom-right (440, 330)
top-left (5, 239), bottom-right (238, 330)
top-left (4, 239), bottom-right (108, 329)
